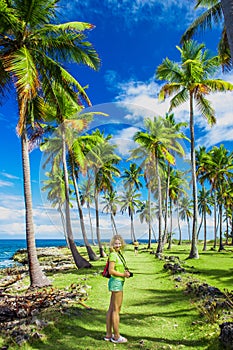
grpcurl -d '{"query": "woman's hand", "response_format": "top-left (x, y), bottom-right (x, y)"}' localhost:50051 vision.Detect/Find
top-left (124, 270), bottom-right (131, 278)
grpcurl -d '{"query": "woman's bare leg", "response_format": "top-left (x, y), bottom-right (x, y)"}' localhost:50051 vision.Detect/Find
top-left (111, 291), bottom-right (123, 339)
top-left (106, 293), bottom-right (114, 337)
top-left (106, 291), bottom-right (123, 339)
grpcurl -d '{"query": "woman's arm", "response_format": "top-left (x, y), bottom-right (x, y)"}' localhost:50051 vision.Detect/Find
top-left (109, 261), bottom-right (130, 278)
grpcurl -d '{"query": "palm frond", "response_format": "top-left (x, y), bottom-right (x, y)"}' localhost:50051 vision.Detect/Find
top-left (218, 27), bottom-right (232, 71)
top-left (158, 83), bottom-right (184, 102)
top-left (156, 58), bottom-right (183, 82)
top-left (169, 88), bottom-right (189, 110)
top-left (205, 78), bottom-right (233, 92)
top-left (195, 95), bottom-right (216, 126)
top-left (181, 2), bottom-right (222, 43)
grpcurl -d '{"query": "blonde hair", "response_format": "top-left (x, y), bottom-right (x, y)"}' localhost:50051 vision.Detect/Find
top-left (109, 234), bottom-right (126, 252)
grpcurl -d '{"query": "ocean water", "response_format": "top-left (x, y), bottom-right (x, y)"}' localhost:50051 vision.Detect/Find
top-left (0, 238), bottom-right (155, 269)
top-left (0, 239), bottom-right (69, 269)
top-left (1, 239), bottom-right (112, 268)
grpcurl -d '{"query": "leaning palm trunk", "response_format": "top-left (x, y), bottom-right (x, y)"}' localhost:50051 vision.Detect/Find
top-left (21, 131), bottom-right (51, 287)
top-left (61, 130), bottom-right (91, 268)
top-left (188, 93), bottom-right (199, 259)
top-left (197, 212), bottom-right (204, 239)
top-left (71, 168), bottom-right (98, 261)
top-left (58, 205), bottom-right (70, 248)
top-left (111, 213), bottom-right (118, 235)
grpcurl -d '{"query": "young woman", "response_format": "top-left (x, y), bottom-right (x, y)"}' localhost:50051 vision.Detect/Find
top-left (104, 234), bottom-right (130, 344)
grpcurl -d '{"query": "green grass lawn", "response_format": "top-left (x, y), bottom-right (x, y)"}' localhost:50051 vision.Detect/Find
top-left (1, 242), bottom-right (232, 350)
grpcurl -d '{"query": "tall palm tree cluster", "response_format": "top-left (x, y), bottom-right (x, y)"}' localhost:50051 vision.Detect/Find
top-left (1, 0), bottom-right (233, 288)
top-left (196, 145), bottom-right (233, 251)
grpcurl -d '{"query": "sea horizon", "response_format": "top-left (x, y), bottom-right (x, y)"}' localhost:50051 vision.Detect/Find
top-left (0, 238), bottom-right (156, 269)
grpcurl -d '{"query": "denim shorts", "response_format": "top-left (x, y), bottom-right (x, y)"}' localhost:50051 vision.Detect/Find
top-left (108, 277), bottom-right (124, 292)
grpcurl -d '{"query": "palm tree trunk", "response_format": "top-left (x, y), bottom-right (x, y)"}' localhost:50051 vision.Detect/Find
top-left (62, 129), bottom-right (91, 268)
top-left (197, 212), bottom-right (204, 239)
top-left (156, 156), bottom-right (163, 255)
top-left (94, 190), bottom-right (105, 257)
top-left (188, 93), bottom-right (199, 259)
top-left (21, 131), bottom-right (51, 288)
top-left (111, 213), bottom-right (118, 235)
top-left (213, 194), bottom-right (217, 249)
top-left (225, 207), bottom-right (229, 245)
top-left (221, 0), bottom-right (233, 64)
top-left (218, 203), bottom-right (224, 251)
top-left (203, 208), bottom-right (207, 251)
top-left (58, 205), bottom-right (70, 248)
top-left (71, 168), bottom-right (98, 261)
top-left (187, 217), bottom-right (191, 242)
top-left (147, 186), bottom-right (152, 249)
top-left (167, 198), bottom-right (173, 250)
top-left (130, 211), bottom-right (137, 242)
top-left (163, 164), bottom-right (170, 245)
top-left (177, 203), bottom-right (182, 245)
top-left (87, 203), bottom-right (96, 245)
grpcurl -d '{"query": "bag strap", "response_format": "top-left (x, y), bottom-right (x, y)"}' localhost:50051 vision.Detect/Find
top-left (118, 251), bottom-right (128, 270)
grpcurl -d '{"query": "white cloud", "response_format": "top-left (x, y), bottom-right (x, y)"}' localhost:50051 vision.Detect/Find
top-left (113, 72), bottom-right (233, 150)
top-left (0, 180), bottom-right (14, 188)
top-left (0, 172), bottom-right (20, 180)
top-left (110, 128), bottom-right (140, 157)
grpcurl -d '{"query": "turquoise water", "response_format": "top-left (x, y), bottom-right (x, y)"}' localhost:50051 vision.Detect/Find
top-left (0, 239), bottom-right (68, 268)
top-left (0, 238), bottom-right (155, 268)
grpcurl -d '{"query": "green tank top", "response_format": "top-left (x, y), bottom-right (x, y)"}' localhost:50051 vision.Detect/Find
top-left (109, 251), bottom-right (125, 281)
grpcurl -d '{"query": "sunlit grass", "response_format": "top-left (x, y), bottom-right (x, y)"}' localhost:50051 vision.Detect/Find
top-left (1, 241), bottom-right (232, 349)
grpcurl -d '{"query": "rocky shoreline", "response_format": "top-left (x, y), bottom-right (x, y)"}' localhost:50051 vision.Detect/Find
top-left (0, 247), bottom-right (90, 348)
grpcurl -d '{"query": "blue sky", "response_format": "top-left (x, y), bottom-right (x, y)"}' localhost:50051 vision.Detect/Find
top-left (0, 0), bottom-right (233, 241)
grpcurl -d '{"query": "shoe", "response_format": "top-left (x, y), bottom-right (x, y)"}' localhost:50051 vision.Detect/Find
top-left (103, 336), bottom-right (111, 341)
top-left (111, 335), bottom-right (128, 343)
top-left (104, 334), bottom-right (114, 341)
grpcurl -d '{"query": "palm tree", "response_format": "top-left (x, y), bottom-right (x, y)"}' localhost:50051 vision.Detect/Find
top-left (221, 0), bottom-right (233, 63)
top-left (86, 133), bottom-right (121, 257)
top-left (181, 1), bottom-right (231, 69)
top-left (200, 145), bottom-right (233, 251)
top-left (0, 0), bottom-right (99, 286)
top-left (178, 196), bottom-right (194, 242)
top-left (167, 169), bottom-right (188, 249)
top-left (102, 190), bottom-right (120, 236)
top-left (128, 145), bottom-right (156, 248)
top-left (122, 163), bottom-right (143, 191)
top-left (79, 178), bottom-right (96, 245)
top-left (133, 116), bottom-right (185, 255)
top-left (197, 188), bottom-right (212, 250)
top-left (156, 39), bottom-right (233, 259)
top-left (120, 188), bottom-right (142, 242)
top-left (161, 113), bottom-right (188, 246)
top-left (41, 125), bottom-right (92, 268)
top-left (223, 181), bottom-right (233, 245)
top-left (42, 170), bottom-right (69, 246)
top-left (67, 134), bottom-right (100, 261)
top-left (137, 200), bottom-right (156, 248)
